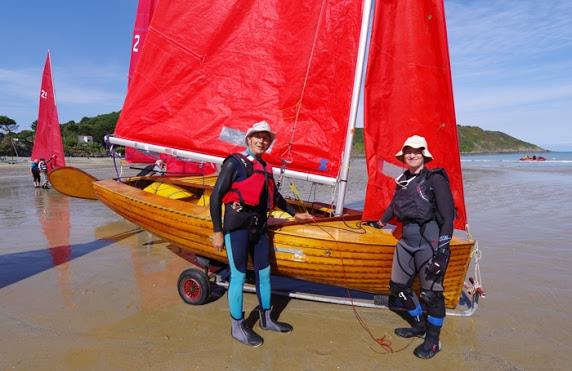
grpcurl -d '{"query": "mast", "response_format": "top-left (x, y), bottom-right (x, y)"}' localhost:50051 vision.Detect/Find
top-left (334, 0), bottom-right (373, 216)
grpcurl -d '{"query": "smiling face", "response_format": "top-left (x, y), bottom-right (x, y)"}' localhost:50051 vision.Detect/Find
top-left (403, 147), bottom-right (425, 173)
top-left (246, 131), bottom-right (272, 156)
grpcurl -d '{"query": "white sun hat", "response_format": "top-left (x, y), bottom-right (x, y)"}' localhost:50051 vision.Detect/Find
top-left (244, 120), bottom-right (276, 144)
top-left (395, 135), bottom-right (433, 163)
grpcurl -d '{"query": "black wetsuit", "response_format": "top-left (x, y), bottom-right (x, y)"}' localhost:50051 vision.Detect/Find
top-left (381, 167), bottom-right (454, 328)
top-left (210, 153), bottom-right (296, 320)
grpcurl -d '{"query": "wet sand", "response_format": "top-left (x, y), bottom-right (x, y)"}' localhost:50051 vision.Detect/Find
top-left (1, 158), bottom-right (571, 369)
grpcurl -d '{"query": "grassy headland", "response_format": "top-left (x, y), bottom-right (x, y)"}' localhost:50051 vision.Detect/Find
top-left (2, 112), bottom-right (544, 157)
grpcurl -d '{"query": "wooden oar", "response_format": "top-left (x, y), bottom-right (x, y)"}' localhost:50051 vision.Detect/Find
top-left (49, 166), bottom-right (99, 200)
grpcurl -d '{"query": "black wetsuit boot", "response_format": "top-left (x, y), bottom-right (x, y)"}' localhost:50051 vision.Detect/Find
top-left (414, 323), bottom-right (441, 359)
top-left (259, 308), bottom-right (293, 333)
top-left (394, 315), bottom-right (426, 338)
top-left (231, 316), bottom-right (264, 347)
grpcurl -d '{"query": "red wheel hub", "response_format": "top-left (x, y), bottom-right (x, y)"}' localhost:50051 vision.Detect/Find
top-left (183, 278), bottom-right (202, 300)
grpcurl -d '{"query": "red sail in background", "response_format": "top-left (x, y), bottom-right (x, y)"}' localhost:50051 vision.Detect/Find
top-left (126, 0), bottom-right (158, 163)
top-left (32, 51), bottom-right (66, 171)
top-left (116, 0), bottom-right (363, 179)
top-left (363, 0), bottom-right (467, 229)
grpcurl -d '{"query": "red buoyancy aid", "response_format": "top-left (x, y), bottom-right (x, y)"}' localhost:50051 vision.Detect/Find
top-left (222, 153), bottom-right (276, 210)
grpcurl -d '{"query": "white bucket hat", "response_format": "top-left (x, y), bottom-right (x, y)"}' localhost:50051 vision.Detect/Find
top-left (395, 135), bottom-right (433, 163)
top-left (245, 120), bottom-right (276, 144)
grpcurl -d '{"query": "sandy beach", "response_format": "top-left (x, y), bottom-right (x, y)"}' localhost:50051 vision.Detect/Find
top-left (1, 157), bottom-right (571, 370)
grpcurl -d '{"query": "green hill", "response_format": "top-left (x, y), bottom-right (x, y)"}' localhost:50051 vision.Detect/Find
top-left (352, 125), bottom-right (544, 155)
top-left (456, 125), bottom-right (544, 153)
top-left (2, 111), bottom-right (545, 157)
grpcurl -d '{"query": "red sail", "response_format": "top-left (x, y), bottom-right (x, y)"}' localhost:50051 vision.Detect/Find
top-left (32, 51), bottom-right (66, 171)
top-left (126, 0), bottom-right (158, 163)
top-left (116, 0), bottom-right (363, 179)
top-left (363, 0), bottom-right (467, 229)
top-left (128, 0), bottom-right (157, 87)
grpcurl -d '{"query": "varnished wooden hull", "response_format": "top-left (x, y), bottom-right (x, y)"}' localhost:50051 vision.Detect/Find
top-left (93, 178), bottom-right (474, 309)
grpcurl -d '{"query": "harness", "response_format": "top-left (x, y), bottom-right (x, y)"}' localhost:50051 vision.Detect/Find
top-left (221, 153), bottom-right (276, 233)
top-left (222, 153), bottom-right (275, 210)
top-left (392, 168), bottom-right (448, 225)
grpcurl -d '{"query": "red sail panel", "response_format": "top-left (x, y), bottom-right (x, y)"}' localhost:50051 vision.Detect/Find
top-left (363, 0), bottom-right (467, 229)
top-left (116, 0), bottom-right (363, 179)
top-left (126, 0), bottom-right (158, 163)
top-left (32, 51), bottom-right (66, 171)
top-left (128, 0), bottom-right (157, 86)
top-left (161, 155), bottom-right (217, 176)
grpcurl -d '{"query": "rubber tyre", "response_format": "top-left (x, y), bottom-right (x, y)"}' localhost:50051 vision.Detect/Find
top-left (178, 269), bottom-right (210, 305)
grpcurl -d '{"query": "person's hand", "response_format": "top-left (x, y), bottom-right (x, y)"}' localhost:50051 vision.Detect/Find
top-left (364, 220), bottom-right (384, 229)
top-left (212, 231), bottom-right (225, 252)
top-left (427, 247), bottom-right (450, 276)
top-left (294, 212), bottom-right (314, 222)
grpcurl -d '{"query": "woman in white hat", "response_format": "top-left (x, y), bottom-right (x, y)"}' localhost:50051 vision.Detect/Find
top-left (210, 120), bottom-right (313, 347)
top-left (373, 135), bottom-right (455, 359)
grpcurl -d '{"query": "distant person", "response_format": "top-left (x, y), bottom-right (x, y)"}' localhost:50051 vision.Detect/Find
top-left (152, 159), bottom-right (167, 175)
top-left (30, 159), bottom-right (40, 188)
top-left (137, 159), bottom-right (167, 176)
top-left (370, 135), bottom-right (454, 359)
top-left (38, 158), bottom-right (49, 189)
top-left (210, 121), bottom-right (313, 347)
top-left (532, 155), bottom-right (537, 160)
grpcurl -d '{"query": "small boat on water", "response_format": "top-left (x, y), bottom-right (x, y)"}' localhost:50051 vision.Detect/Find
top-left (51, 0), bottom-right (481, 311)
top-left (520, 155), bottom-right (546, 161)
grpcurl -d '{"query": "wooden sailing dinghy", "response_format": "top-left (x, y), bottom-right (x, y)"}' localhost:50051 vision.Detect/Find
top-left (55, 0), bottom-right (478, 309)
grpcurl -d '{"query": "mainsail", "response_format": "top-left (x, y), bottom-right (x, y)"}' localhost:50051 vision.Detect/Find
top-left (32, 51), bottom-right (66, 170)
top-left (114, 0), bottom-right (364, 182)
top-left (363, 0), bottom-right (467, 229)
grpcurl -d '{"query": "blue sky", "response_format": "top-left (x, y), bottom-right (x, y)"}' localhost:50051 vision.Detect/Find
top-left (1, 0), bottom-right (571, 150)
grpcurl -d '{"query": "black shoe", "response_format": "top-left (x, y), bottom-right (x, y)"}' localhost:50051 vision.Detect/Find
top-left (414, 340), bottom-right (441, 359)
top-left (231, 316), bottom-right (263, 347)
top-left (259, 308), bottom-right (293, 333)
top-left (413, 323), bottom-right (442, 359)
top-left (394, 315), bottom-right (425, 338)
top-left (395, 325), bottom-right (426, 338)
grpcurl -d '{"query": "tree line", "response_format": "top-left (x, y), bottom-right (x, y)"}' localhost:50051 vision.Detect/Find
top-left (0, 112), bottom-right (120, 158)
top-left (0, 112), bottom-right (544, 158)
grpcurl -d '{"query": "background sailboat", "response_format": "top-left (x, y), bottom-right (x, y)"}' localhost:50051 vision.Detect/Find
top-left (32, 50), bottom-right (66, 171)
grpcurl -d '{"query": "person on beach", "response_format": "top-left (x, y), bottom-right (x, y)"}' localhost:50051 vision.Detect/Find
top-left (38, 158), bottom-right (49, 189)
top-left (371, 135), bottom-right (454, 359)
top-left (30, 159), bottom-right (40, 188)
top-left (210, 120), bottom-right (313, 347)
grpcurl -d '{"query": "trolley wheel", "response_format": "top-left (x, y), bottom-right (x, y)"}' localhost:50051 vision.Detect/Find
top-left (178, 269), bottom-right (210, 305)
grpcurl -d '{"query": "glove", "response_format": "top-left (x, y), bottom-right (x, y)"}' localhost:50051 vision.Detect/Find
top-left (427, 236), bottom-right (451, 276)
top-left (365, 221), bottom-right (383, 229)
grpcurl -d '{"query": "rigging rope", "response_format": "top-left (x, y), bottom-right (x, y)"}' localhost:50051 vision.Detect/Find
top-left (288, 182), bottom-right (395, 353)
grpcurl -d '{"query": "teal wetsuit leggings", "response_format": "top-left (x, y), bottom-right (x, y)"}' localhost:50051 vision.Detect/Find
top-left (225, 229), bottom-right (272, 320)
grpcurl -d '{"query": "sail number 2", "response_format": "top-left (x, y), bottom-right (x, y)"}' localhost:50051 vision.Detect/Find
top-left (133, 34), bottom-right (141, 53)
